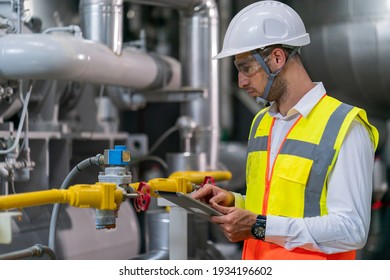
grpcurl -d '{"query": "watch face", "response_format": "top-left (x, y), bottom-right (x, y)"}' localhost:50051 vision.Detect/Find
top-left (253, 225), bottom-right (265, 239)
top-left (252, 215), bottom-right (266, 240)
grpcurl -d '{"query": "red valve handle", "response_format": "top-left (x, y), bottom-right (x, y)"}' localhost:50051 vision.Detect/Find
top-left (202, 176), bottom-right (215, 186)
top-left (134, 181), bottom-right (151, 212)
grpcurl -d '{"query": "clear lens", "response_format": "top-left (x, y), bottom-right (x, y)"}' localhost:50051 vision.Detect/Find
top-left (234, 56), bottom-right (260, 77)
top-left (234, 52), bottom-right (271, 77)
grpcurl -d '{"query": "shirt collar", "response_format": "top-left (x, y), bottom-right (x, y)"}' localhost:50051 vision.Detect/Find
top-left (268, 82), bottom-right (326, 119)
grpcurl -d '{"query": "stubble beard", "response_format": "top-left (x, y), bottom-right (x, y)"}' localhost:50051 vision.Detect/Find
top-left (265, 75), bottom-right (288, 104)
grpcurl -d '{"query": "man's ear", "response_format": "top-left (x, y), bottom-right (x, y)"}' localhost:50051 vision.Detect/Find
top-left (273, 48), bottom-right (287, 65)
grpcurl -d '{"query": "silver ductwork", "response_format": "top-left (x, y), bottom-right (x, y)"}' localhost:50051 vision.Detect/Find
top-left (288, 0), bottom-right (390, 120)
top-left (285, 0), bottom-right (389, 149)
top-left (180, 0), bottom-right (220, 170)
top-left (0, 33), bottom-right (180, 90)
top-left (80, 0), bottom-right (124, 55)
top-left (127, 0), bottom-right (220, 170)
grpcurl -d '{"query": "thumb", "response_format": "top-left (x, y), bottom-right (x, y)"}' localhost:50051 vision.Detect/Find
top-left (212, 202), bottom-right (232, 215)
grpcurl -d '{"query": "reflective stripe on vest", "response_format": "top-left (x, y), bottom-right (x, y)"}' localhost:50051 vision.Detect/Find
top-left (247, 103), bottom-right (353, 217)
top-left (243, 96), bottom-right (379, 259)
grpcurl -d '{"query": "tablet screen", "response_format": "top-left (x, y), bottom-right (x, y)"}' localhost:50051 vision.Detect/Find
top-left (155, 191), bottom-right (223, 220)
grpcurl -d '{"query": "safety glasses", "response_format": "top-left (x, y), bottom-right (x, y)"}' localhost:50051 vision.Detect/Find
top-left (234, 52), bottom-right (271, 77)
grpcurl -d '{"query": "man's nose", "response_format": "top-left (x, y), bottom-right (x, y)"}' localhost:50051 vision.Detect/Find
top-left (238, 72), bottom-right (250, 88)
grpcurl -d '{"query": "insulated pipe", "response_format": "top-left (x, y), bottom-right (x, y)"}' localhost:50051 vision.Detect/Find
top-left (127, 0), bottom-right (220, 170)
top-left (125, 0), bottom-right (194, 9)
top-left (80, 0), bottom-right (124, 55)
top-left (0, 33), bottom-right (180, 90)
top-left (180, 1), bottom-right (220, 170)
top-left (130, 249), bottom-right (169, 260)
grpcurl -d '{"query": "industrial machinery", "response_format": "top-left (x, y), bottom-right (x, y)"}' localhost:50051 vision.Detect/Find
top-left (0, 0), bottom-right (389, 260)
top-left (0, 144), bottom-right (231, 259)
top-left (0, 0), bottom-right (237, 260)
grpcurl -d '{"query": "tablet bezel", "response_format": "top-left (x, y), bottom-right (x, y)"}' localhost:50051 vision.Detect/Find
top-left (155, 190), bottom-right (223, 220)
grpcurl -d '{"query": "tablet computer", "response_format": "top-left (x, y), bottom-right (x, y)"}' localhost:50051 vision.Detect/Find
top-left (155, 191), bottom-right (223, 220)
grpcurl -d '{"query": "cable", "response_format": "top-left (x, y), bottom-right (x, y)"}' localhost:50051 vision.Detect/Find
top-left (131, 155), bottom-right (169, 172)
top-left (148, 125), bottom-right (178, 155)
top-left (0, 244), bottom-right (56, 260)
top-left (48, 154), bottom-right (103, 250)
top-left (17, 80), bottom-right (30, 164)
top-left (0, 81), bottom-right (32, 155)
top-left (42, 25), bottom-right (83, 37)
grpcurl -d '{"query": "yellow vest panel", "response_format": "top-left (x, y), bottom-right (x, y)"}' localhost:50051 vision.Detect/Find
top-left (245, 95), bottom-right (379, 217)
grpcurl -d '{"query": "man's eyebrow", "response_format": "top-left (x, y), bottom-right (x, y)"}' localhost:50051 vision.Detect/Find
top-left (235, 57), bottom-right (253, 66)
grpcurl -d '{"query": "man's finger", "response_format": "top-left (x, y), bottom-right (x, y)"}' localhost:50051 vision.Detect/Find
top-left (212, 202), bottom-right (231, 215)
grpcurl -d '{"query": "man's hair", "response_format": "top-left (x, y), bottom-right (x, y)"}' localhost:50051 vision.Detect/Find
top-left (258, 45), bottom-right (301, 62)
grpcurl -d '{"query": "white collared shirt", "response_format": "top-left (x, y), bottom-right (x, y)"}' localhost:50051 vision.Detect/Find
top-left (240, 82), bottom-right (376, 253)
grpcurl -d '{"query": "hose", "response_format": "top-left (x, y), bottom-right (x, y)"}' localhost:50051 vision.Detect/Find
top-left (48, 154), bottom-right (103, 250)
top-left (148, 126), bottom-right (178, 155)
top-left (0, 244), bottom-right (56, 260)
top-left (0, 81), bottom-right (32, 155)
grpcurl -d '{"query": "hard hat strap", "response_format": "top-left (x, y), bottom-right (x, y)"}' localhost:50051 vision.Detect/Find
top-left (251, 47), bottom-right (300, 102)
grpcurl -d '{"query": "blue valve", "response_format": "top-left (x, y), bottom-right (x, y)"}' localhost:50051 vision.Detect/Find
top-left (104, 145), bottom-right (131, 165)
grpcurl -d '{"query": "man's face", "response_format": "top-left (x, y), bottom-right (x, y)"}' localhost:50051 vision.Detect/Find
top-left (234, 50), bottom-right (287, 102)
top-left (234, 52), bottom-right (268, 98)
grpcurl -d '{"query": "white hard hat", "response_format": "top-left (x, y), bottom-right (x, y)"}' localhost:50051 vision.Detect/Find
top-left (213, 1), bottom-right (310, 60)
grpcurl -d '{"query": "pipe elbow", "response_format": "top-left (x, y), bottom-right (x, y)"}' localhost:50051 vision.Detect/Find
top-left (183, 0), bottom-right (219, 19)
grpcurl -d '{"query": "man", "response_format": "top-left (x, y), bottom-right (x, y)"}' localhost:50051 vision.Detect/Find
top-left (192, 1), bottom-right (379, 260)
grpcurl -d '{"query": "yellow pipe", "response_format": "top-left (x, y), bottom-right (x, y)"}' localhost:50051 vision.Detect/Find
top-left (168, 170), bottom-right (232, 184)
top-left (0, 171), bottom-right (232, 211)
top-left (0, 183), bottom-right (123, 211)
top-left (149, 177), bottom-right (193, 195)
top-left (129, 170), bottom-right (232, 197)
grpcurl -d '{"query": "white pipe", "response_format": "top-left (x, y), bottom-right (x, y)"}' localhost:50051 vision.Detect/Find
top-left (0, 33), bottom-right (180, 90)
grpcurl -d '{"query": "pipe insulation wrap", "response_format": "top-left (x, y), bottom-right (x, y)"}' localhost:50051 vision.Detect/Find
top-left (80, 0), bottom-right (124, 55)
top-left (0, 34), bottom-right (181, 90)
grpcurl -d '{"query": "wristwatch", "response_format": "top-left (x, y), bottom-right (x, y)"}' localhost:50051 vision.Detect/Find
top-left (251, 215), bottom-right (267, 240)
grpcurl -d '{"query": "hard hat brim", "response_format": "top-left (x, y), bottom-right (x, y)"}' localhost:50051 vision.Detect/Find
top-left (213, 33), bottom-right (310, 60)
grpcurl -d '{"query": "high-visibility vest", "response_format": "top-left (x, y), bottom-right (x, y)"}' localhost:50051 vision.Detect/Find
top-left (243, 95), bottom-right (379, 260)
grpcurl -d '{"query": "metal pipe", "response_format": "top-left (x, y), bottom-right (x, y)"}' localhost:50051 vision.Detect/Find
top-left (168, 170), bottom-right (232, 184)
top-left (180, 0), bottom-right (220, 170)
top-left (0, 33), bottom-right (180, 90)
top-left (218, 0), bottom-right (233, 138)
top-left (49, 155), bottom-right (104, 250)
top-left (0, 81), bottom-right (32, 155)
top-left (125, 0), bottom-right (195, 10)
top-left (0, 183), bottom-right (123, 210)
top-left (127, 0), bottom-right (220, 170)
top-left (80, 0), bottom-right (124, 55)
top-left (0, 244), bottom-right (56, 260)
top-left (130, 250), bottom-right (169, 260)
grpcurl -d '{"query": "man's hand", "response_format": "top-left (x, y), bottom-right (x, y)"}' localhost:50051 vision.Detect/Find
top-left (191, 183), bottom-right (235, 207)
top-left (192, 184), bottom-right (257, 242)
top-left (210, 204), bottom-right (257, 243)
